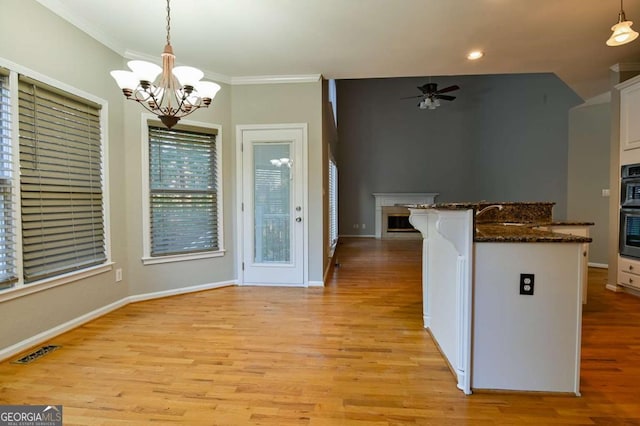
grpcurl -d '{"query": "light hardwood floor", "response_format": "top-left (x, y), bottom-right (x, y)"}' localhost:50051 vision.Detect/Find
top-left (1, 237), bottom-right (640, 425)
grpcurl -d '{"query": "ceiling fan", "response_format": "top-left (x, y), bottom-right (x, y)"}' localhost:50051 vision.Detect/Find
top-left (402, 82), bottom-right (460, 109)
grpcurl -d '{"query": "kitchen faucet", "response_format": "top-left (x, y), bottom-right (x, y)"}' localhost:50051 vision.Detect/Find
top-left (475, 204), bottom-right (504, 217)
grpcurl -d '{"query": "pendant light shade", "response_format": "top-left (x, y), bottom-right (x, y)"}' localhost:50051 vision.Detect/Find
top-left (607, 0), bottom-right (639, 46)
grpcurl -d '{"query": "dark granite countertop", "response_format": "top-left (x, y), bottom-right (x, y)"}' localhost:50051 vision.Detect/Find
top-left (406, 202), bottom-right (593, 243)
top-left (475, 224), bottom-right (592, 243)
top-left (535, 221), bottom-right (595, 227)
top-left (408, 201), bottom-right (555, 210)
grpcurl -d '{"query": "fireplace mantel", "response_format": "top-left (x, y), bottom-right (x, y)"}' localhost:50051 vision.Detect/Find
top-left (373, 192), bottom-right (439, 239)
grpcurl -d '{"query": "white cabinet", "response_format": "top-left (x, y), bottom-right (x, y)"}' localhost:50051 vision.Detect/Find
top-left (618, 256), bottom-right (640, 290)
top-left (617, 76), bottom-right (640, 293)
top-left (473, 243), bottom-right (583, 394)
top-left (620, 80), bottom-right (640, 152)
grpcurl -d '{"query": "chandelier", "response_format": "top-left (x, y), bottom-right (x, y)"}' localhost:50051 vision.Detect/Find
top-left (607, 0), bottom-right (639, 46)
top-left (110, 0), bottom-right (220, 128)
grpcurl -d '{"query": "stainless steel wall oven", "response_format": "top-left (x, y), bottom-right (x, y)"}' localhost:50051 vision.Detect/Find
top-left (620, 164), bottom-right (640, 258)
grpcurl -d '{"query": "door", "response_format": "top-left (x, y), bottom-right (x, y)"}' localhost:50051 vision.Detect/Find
top-left (239, 125), bottom-right (306, 285)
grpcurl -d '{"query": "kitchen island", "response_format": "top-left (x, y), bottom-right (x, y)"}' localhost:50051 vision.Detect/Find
top-left (408, 202), bottom-right (592, 395)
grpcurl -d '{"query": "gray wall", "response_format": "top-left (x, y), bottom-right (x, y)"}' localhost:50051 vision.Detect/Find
top-left (568, 99), bottom-right (611, 265)
top-left (336, 74), bottom-right (583, 235)
top-left (231, 83), bottom-right (324, 283)
top-left (0, 0), bottom-right (128, 348)
top-left (0, 1), bottom-right (326, 354)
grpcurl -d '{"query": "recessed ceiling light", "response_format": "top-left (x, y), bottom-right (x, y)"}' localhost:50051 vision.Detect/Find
top-left (467, 50), bottom-right (484, 60)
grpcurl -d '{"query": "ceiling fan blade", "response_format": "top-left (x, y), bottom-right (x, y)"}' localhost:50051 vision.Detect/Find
top-left (401, 95), bottom-right (425, 99)
top-left (435, 85), bottom-right (460, 94)
top-left (435, 94), bottom-right (456, 101)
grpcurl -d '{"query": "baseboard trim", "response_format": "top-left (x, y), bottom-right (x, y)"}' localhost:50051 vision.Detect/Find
top-left (588, 262), bottom-right (608, 269)
top-left (127, 280), bottom-right (236, 304)
top-left (0, 279), bottom-right (237, 363)
top-left (0, 298), bottom-right (128, 363)
top-left (606, 283), bottom-right (622, 292)
top-left (338, 234), bottom-right (376, 238)
top-left (236, 280), bottom-right (324, 287)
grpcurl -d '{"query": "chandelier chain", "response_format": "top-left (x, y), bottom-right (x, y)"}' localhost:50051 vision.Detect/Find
top-left (166, 0), bottom-right (171, 46)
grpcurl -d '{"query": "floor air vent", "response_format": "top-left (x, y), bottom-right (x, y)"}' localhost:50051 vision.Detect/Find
top-left (12, 345), bottom-right (61, 364)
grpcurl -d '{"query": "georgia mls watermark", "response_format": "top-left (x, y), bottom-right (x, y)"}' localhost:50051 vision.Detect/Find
top-left (0, 405), bottom-right (62, 426)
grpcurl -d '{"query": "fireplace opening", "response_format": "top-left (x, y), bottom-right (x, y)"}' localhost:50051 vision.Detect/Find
top-left (387, 214), bottom-right (418, 233)
top-left (380, 205), bottom-right (422, 239)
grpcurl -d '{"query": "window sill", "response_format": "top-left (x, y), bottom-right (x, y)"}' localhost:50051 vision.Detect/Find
top-left (0, 263), bottom-right (114, 303)
top-left (142, 250), bottom-right (226, 265)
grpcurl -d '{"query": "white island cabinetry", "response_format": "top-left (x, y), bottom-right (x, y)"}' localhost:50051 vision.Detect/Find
top-left (473, 243), bottom-right (583, 393)
top-left (410, 203), bottom-right (589, 395)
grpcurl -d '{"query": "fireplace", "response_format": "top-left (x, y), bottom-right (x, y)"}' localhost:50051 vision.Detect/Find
top-left (382, 206), bottom-right (420, 238)
top-left (373, 192), bottom-right (438, 239)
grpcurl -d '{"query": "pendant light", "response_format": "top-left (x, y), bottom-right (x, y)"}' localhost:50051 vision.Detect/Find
top-left (607, 0), bottom-right (639, 46)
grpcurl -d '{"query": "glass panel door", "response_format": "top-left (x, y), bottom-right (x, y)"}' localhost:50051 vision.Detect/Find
top-left (240, 125), bottom-right (305, 285)
top-left (253, 143), bottom-right (292, 264)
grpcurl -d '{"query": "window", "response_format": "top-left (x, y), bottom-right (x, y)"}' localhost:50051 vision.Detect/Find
top-left (0, 70), bottom-right (17, 290)
top-left (146, 123), bottom-right (222, 260)
top-left (18, 76), bottom-right (105, 283)
top-left (329, 157), bottom-right (338, 247)
top-left (0, 65), bottom-right (108, 295)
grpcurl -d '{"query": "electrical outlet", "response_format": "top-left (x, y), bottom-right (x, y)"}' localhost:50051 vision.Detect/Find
top-left (115, 268), bottom-right (123, 282)
top-left (362, 223), bottom-right (366, 229)
top-left (602, 189), bottom-right (610, 197)
top-left (353, 224), bottom-right (359, 229)
top-left (520, 273), bottom-right (534, 295)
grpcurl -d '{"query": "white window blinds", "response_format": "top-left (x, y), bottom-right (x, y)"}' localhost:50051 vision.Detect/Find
top-left (18, 77), bottom-right (105, 283)
top-left (329, 158), bottom-right (338, 246)
top-left (0, 70), bottom-right (17, 289)
top-left (148, 125), bottom-right (219, 256)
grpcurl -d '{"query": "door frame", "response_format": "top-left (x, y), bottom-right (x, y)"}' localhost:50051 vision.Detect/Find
top-left (235, 123), bottom-right (309, 286)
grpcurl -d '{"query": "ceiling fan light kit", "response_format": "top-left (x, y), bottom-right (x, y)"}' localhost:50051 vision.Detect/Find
top-left (607, 0), bottom-right (639, 46)
top-left (110, 0), bottom-right (220, 128)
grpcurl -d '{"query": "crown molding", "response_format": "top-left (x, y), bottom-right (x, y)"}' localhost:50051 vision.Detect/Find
top-left (231, 75), bottom-right (322, 85)
top-left (37, 1), bottom-right (322, 87)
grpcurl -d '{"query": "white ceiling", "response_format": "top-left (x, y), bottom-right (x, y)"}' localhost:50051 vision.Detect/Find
top-left (37, 0), bottom-right (640, 99)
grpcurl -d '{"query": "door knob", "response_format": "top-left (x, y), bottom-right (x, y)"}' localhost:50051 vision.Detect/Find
top-left (296, 217), bottom-right (302, 222)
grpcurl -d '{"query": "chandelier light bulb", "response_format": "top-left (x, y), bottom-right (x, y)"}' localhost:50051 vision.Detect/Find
top-left (196, 81), bottom-right (221, 101)
top-left (172, 66), bottom-right (204, 88)
top-left (127, 60), bottom-right (162, 83)
top-left (110, 70), bottom-right (138, 91)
